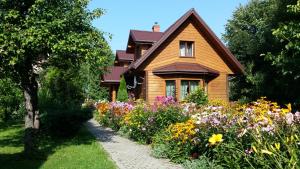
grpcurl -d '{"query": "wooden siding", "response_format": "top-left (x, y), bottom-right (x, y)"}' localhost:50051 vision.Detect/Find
top-left (144, 19), bottom-right (232, 103)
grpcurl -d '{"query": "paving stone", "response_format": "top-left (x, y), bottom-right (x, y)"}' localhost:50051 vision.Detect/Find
top-left (86, 119), bottom-right (183, 169)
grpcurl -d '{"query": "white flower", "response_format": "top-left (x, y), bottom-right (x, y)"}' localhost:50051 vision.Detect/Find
top-left (286, 113), bottom-right (294, 125)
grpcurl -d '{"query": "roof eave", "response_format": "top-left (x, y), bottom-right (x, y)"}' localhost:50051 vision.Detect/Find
top-left (153, 71), bottom-right (219, 76)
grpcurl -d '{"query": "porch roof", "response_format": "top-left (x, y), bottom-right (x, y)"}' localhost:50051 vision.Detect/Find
top-left (152, 62), bottom-right (219, 76)
top-left (101, 66), bottom-right (127, 84)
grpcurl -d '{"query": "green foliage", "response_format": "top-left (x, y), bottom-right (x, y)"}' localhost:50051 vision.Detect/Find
top-left (0, 0), bottom-right (112, 76)
top-left (79, 61), bottom-right (111, 101)
top-left (183, 156), bottom-right (223, 169)
top-left (117, 76), bottom-right (128, 102)
top-left (223, 0), bottom-right (298, 103)
top-left (41, 105), bottom-right (92, 137)
top-left (40, 67), bottom-right (84, 106)
top-left (265, 0), bottom-right (300, 103)
top-left (39, 67), bottom-right (93, 137)
top-left (185, 87), bottom-right (208, 106)
top-left (0, 78), bottom-right (24, 122)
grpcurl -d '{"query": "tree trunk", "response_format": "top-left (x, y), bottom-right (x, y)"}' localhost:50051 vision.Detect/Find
top-left (22, 73), bottom-right (40, 156)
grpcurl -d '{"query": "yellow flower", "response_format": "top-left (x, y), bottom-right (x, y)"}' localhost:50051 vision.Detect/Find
top-left (287, 103), bottom-right (292, 112)
top-left (261, 149), bottom-right (273, 155)
top-left (275, 143), bottom-right (280, 151)
top-left (252, 146), bottom-right (257, 153)
top-left (208, 134), bottom-right (223, 145)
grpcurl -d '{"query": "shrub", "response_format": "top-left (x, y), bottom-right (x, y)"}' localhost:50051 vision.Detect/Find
top-left (41, 106), bottom-right (92, 137)
top-left (0, 78), bottom-right (24, 122)
top-left (117, 76), bottom-right (128, 102)
top-left (185, 87), bottom-right (208, 106)
top-left (183, 156), bottom-right (223, 169)
top-left (39, 67), bottom-right (92, 137)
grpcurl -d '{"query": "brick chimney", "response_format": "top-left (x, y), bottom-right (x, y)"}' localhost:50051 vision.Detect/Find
top-left (152, 22), bottom-right (160, 32)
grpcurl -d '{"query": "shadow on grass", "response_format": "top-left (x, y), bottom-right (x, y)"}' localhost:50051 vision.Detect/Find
top-left (85, 120), bottom-right (116, 143)
top-left (0, 122), bottom-right (95, 169)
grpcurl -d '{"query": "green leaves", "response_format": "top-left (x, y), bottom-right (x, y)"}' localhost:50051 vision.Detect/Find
top-left (0, 0), bottom-right (112, 83)
top-left (267, 0), bottom-right (300, 79)
top-left (224, 0), bottom-right (300, 103)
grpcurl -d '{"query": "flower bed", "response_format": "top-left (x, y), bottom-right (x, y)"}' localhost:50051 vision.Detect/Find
top-left (95, 97), bottom-right (300, 168)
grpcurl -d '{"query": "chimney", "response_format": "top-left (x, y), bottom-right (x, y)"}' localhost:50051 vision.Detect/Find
top-left (152, 22), bottom-right (160, 32)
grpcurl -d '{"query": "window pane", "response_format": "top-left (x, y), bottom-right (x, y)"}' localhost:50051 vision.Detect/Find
top-left (187, 42), bottom-right (193, 56)
top-left (190, 81), bottom-right (199, 93)
top-left (180, 42), bottom-right (186, 56)
top-left (181, 80), bottom-right (189, 100)
top-left (166, 80), bottom-right (176, 98)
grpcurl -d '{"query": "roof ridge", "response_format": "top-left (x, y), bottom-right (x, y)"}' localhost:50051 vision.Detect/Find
top-left (130, 29), bottom-right (163, 33)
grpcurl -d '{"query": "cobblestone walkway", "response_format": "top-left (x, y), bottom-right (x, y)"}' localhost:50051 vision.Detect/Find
top-left (86, 119), bottom-right (183, 169)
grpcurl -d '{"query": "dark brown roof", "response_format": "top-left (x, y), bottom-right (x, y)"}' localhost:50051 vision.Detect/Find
top-left (129, 8), bottom-right (244, 74)
top-left (130, 30), bottom-right (163, 42)
top-left (153, 62), bottom-right (219, 75)
top-left (102, 66), bottom-right (127, 83)
top-left (116, 50), bottom-right (134, 61)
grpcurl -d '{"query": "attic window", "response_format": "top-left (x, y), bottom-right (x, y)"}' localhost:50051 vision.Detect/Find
top-left (180, 41), bottom-right (194, 57)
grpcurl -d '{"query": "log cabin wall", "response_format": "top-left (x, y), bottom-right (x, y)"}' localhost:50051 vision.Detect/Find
top-left (143, 18), bottom-right (233, 103)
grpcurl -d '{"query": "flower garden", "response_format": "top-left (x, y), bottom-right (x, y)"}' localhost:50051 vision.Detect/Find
top-left (95, 96), bottom-right (300, 169)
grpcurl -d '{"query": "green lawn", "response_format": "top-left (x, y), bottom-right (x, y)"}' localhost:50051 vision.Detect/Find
top-left (0, 122), bottom-right (116, 169)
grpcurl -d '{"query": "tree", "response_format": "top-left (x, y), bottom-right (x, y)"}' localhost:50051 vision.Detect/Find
top-left (265, 0), bottom-right (300, 103)
top-left (79, 61), bottom-right (110, 101)
top-left (223, 0), bottom-right (298, 103)
top-left (0, 0), bottom-right (112, 155)
top-left (117, 76), bottom-right (128, 102)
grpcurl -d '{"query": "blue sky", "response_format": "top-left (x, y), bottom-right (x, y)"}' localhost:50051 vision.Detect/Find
top-left (88, 0), bottom-right (248, 53)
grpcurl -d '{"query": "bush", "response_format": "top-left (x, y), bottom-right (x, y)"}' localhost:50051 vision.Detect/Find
top-left (41, 106), bottom-right (92, 137)
top-left (39, 88), bottom-right (93, 137)
top-left (39, 67), bottom-right (92, 137)
top-left (183, 156), bottom-right (223, 169)
top-left (185, 87), bottom-right (208, 106)
top-left (117, 76), bottom-right (128, 102)
top-left (0, 78), bottom-right (25, 122)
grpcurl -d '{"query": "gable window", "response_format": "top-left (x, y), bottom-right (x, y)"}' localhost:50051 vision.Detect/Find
top-left (166, 80), bottom-right (176, 98)
top-left (180, 41), bottom-right (194, 57)
top-left (180, 80), bottom-right (199, 100)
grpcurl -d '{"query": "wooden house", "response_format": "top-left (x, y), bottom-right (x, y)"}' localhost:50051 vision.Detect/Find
top-left (101, 9), bottom-right (244, 103)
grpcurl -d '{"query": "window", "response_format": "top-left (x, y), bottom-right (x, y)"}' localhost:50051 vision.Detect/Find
top-left (180, 80), bottom-right (199, 100)
top-left (166, 80), bottom-right (176, 98)
top-left (180, 41), bottom-right (194, 57)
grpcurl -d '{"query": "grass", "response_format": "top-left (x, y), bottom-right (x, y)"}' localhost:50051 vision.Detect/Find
top-left (0, 122), bottom-right (116, 169)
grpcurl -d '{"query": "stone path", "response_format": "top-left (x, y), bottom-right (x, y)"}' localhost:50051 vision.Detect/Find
top-left (86, 119), bottom-right (183, 169)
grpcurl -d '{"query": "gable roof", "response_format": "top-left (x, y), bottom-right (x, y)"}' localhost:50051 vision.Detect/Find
top-left (116, 50), bottom-right (134, 62)
top-left (128, 8), bottom-right (244, 74)
top-left (130, 30), bottom-right (163, 43)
